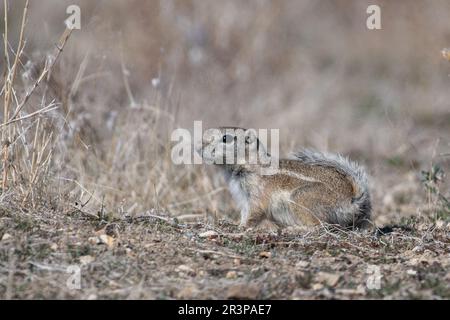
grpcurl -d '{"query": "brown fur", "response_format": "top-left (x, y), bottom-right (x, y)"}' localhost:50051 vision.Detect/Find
top-left (200, 127), bottom-right (372, 230)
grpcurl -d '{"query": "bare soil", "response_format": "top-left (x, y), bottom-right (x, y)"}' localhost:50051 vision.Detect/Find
top-left (1, 204), bottom-right (449, 299)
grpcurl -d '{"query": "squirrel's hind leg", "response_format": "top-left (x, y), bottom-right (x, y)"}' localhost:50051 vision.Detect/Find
top-left (288, 183), bottom-right (335, 226)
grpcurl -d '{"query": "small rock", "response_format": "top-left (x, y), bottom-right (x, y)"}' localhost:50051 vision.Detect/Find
top-left (233, 258), bottom-right (241, 266)
top-left (406, 269), bottom-right (417, 276)
top-left (1, 233), bottom-right (12, 241)
top-left (316, 272), bottom-right (340, 287)
top-left (226, 283), bottom-right (260, 299)
top-left (296, 260), bottom-right (309, 268)
top-left (435, 220), bottom-right (445, 229)
top-left (176, 264), bottom-right (196, 276)
top-left (88, 236), bottom-right (100, 245)
top-left (79, 255), bottom-right (94, 265)
top-left (226, 271), bottom-right (238, 279)
top-left (259, 251), bottom-right (272, 259)
top-left (198, 230), bottom-right (219, 239)
top-left (50, 243), bottom-right (58, 251)
top-left (99, 234), bottom-right (115, 249)
top-left (312, 283), bottom-right (324, 291)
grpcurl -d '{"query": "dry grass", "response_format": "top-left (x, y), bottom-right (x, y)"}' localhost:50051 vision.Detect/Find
top-left (0, 0), bottom-right (449, 299)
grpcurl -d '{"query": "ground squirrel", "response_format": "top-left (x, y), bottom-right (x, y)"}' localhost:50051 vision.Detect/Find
top-left (199, 127), bottom-right (371, 229)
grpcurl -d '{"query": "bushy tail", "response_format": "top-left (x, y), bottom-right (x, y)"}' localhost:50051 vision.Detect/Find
top-left (290, 149), bottom-right (372, 229)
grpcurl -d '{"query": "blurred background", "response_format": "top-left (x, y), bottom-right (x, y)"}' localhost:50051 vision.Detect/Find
top-left (1, 0), bottom-right (449, 224)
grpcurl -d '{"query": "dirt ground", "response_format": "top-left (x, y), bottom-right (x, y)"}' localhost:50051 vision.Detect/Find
top-left (1, 203), bottom-right (449, 299)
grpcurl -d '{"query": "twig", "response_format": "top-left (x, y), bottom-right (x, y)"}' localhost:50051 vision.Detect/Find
top-left (28, 261), bottom-right (67, 273)
top-left (2, 0), bottom-right (29, 190)
top-left (0, 103), bottom-right (58, 128)
top-left (185, 248), bottom-right (257, 262)
top-left (8, 27), bottom-right (72, 124)
top-left (58, 177), bottom-right (103, 205)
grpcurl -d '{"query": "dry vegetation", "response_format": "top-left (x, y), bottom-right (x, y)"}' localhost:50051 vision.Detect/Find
top-left (0, 0), bottom-right (449, 299)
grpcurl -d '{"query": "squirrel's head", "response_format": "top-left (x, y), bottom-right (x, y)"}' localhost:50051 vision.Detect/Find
top-left (198, 127), bottom-right (269, 167)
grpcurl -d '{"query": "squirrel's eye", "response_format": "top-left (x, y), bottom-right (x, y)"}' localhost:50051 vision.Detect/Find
top-left (223, 135), bottom-right (233, 143)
